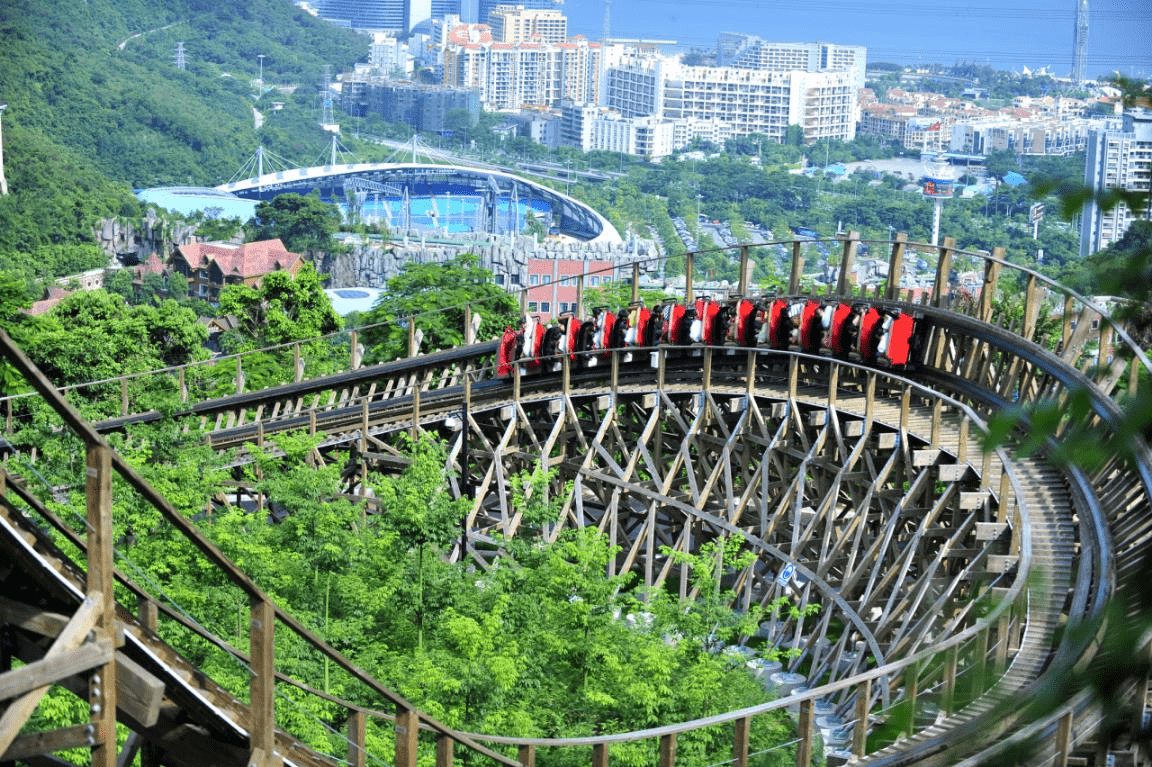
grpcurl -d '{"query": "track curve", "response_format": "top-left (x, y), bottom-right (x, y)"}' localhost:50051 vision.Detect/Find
top-left (4, 235), bottom-right (1151, 767)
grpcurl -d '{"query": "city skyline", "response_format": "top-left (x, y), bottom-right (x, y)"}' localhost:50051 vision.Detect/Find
top-left (561, 0), bottom-right (1151, 80)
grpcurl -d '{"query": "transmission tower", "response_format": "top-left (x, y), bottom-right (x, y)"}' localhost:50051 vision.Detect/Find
top-left (602, 0), bottom-right (611, 41)
top-left (174, 41), bottom-right (186, 71)
top-left (1072, 0), bottom-right (1088, 84)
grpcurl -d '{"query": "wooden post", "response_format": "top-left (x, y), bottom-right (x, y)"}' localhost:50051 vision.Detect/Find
top-left (464, 304), bottom-right (475, 346)
top-left (979, 249), bottom-right (1004, 322)
top-left (836, 231), bottom-right (860, 297)
top-left (1060, 294), bottom-right (1074, 353)
top-left (86, 444), bottom-right (117, 767)
top-left (576, 275), bottom-right (585, 319)
top-left (738, 245), bottom-right (750, 296)
top-left (294, 342), bottom-right (304, 383)
top-left (436, 733), bottom-right (454, 767)
top-left (1021, 273), bottom-right (1041, 343)
top-left (395, 706), bottom-right (419, 767)
top-left (932, 237), bottom-right (955, 308)
top-left (659, 733), bottom-right (676, 767)
top-left (350, 329), bottom-right (362, 370)
top-left (518, 744), bottom-right (535, 767)
top-left (685, 253), bottom-right (695, 304)
top-left (631, 262), bottom-right (640, 303)
top-left (795, 699), bottom-right (815, 767)
top-left (788, 240), bottom-right (805, 295)
top-left (853, 678), bottom-right (871, 757)
top-left (120, 378), bottom-right (129, 418)
top-left (178, 367), bottom-right (187, 403)
top-left (249, 597), bottom-right (275, 766)
top-left (592, 742), bottom-right (609, 767)
top-left (137, 596), bottom-right (158, 634)
top-left (943, 645), bottom-right (958, 713)
top-left (408, 318), bottom-right (419, 358)
top-left (733, 716), bottom-right (751, 767)
top-left (235, 355), bottom-right (244, 395)
top-left (1053, 710), bottom-right (1073, 767)
top-left (347, 710), bottom-right (367, 767)
top-left (903, 662), bottom-right (920, 738)
top-left (885, 233), bottom-right (907, 301)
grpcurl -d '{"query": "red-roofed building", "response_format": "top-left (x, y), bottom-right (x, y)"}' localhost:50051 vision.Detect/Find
top-left (171, 239), bottom-right (304, 302)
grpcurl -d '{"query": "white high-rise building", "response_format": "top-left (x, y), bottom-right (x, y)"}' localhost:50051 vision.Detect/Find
top-left (602, 48), bottom-right (859, 143)
top-left (489, 5), bottom-right (567, 43)
top-left (443, 22), bottom-right (600, 110)
top-left (1080, 110), bottom-right (1152, 258)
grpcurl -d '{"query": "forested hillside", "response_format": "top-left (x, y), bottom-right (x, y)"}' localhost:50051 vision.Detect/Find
top-left (0, 0), bottom-right (366, 266)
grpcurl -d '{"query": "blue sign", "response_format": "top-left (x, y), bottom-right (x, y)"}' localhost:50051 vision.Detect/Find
top-left (776, 563), bottom-right (795, 587)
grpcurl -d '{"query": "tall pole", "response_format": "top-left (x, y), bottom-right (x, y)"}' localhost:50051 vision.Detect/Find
top-left (0, 102), bottom-right (8, 196)
top-left (257, 54), bottom-right (265, 93)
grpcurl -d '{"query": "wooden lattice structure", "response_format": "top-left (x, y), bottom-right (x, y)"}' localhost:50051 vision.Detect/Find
top-left (2, 234), bottom-right (1151, 766)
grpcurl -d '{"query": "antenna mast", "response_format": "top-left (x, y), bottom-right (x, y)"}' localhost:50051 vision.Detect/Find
top-left (603, 0), bottom-right (611, 41)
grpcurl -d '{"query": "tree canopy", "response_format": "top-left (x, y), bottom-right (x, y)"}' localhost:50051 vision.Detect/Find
top-left (246, 194), bottom-right (343, 254)
top-left (359, 253), bottom-right (521, 363)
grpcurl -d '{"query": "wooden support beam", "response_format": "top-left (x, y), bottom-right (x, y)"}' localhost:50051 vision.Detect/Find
top-left (738, 245), bottom-right (750, 296)
top-left (0, 638), bottom-right (113, 701)
top-left (1, 724), bottom-right (99, 763)
top-left (0, 594), bottom-right (102, 756)
top-left (396, 706), bottom-right (419, 767)
top-left (436, 733), bottom-right (455, 767)
top-left (249, 597), bottom-right (276, 765)
top-left (789, 240), bottom-right (805, 295)
top-left (592, 742), bottom-right (609, 767)
top-left (933, 237), bottom-right (955, 307)
top-left (836, 231), bottom-right (859, 297)
top-left (631, 262), bottom-right (640, 303)
top-left (659, 733), bottom-right (676, 767)
top-left (885, 233), bottom-right (907, 302)
top-left (86, 443), bottom-right (117, 767)
top-left (346, 710), bottom-right (367, 767)
top-left (795, 698), bottom-right (814, 767)
top-left (853, 677), bottom-right (871, 757)
top-left (684, 253), bottom-right (694, 304)
top-left (518, 743), bottom-right (535, 767)
top-left (979, 250), bottom-right (1003, 322)
top-left (733, 715), bottom-right (750, 767)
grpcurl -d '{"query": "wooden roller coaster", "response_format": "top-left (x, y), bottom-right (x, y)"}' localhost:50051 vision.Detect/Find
top-left (2, 233), bottom-right (1150, 767)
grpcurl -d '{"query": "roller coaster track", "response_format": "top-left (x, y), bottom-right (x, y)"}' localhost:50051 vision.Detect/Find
top-left (2, 234), bottom-right (1150, 767)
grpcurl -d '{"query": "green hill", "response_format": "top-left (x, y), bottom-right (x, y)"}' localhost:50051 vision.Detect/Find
top-left (0, 0), bottom-right (366, 264)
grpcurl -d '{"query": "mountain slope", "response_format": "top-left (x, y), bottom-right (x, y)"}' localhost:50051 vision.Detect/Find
top-left (0, 0), bottom-right (366, 258)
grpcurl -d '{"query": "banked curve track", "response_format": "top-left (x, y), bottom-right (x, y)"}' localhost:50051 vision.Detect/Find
top-left (3, 236), bottom-right (1151, 767)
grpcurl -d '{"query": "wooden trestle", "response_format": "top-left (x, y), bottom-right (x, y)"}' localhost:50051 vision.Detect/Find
top-left (2, 233), bottom-right (1150, 766)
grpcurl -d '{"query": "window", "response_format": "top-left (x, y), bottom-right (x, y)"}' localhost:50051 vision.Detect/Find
top-left (528, 302), bottom-right (539, 312)
top-left (589, 276), bottom-right (600, 286)
top-left (510, 274), bottom-right (522, 285)
top-left (529, 274), bottom-right (540, 285)
top-left (495, 274), bottom-right (505, 285)
top-left (540, 302), bottom-right (551, 313)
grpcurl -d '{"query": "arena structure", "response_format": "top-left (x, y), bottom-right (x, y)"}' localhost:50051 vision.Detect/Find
top-left (1, 234), bottom-right (1150, 767)
top-left (215, 162), bottom-right (622, 244)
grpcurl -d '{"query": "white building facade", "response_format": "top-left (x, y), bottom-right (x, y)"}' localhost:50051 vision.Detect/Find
top-left (1080, 110), bottom-right (1152, 258)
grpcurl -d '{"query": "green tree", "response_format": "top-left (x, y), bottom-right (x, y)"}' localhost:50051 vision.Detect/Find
top-left (217, 261), bottom-right (342, 352)
top-left (246, 193), bottom-right (342, 254)
top-left (359, 253), bottom-right (520, 363)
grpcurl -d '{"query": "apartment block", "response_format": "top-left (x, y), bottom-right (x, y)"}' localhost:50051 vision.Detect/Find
top-left (1080, 110), bottom-right (1152, 257)
top-left (489, 5), bottom-right (567, 43)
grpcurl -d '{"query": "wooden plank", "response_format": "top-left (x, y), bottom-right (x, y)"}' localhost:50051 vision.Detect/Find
top-left (1, 724), bottom-right (97, 762)
top-left (0, 594), bottom-right (103, 755)
top-left (0, 595), bottom-right (70, 637)
top-left (0, 638), bottom-right (113, 701)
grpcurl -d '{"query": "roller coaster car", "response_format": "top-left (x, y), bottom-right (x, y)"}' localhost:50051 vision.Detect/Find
top-left (609, 308), bottom-right (630, 349)
top-left (798, 300), bottom-right (825, 353)
top-left (880, 311), bottom-right (918, 367)
top-left (540, 322), bottom-right (565, 370)
top-left (734, 298), bottom-right (761, 347)
top-left (694, 297), bottom-right (732, 346)
top-left (558, 314), bottom-right (581, 360)
top-left (497, 326), bottom-right (523, 377)
top-left (827, 303), bottom-right (862, 356)
top-left (857, 307), bottom-right (886, 361)
top-left (663, 303), bottom-right (696, 345)
top-left (764, 299), bottom-right (792, 349)
top-left (521, 314), bottom-right (546, 371)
